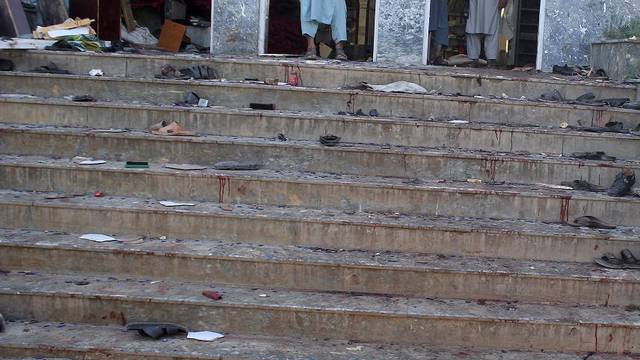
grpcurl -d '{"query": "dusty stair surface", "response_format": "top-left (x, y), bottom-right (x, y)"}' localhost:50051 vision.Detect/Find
top-left (1, 50), bottom-right (640, 358)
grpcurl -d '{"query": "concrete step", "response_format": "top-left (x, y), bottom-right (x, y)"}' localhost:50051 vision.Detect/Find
top-left (1, 72), bottom-right (638, 130)
top-left (0, 190), bottom-right (638, 263)
top-left (1, 155), bottom-right (639, 226)
top-left (2, 95), bottom-right (639, 160)
top-left (1, 228), bottom-right (639, 306)
top-left (2, 321), bottom-right (627, 360)
top-left (1, 272), bottom-right (639, 353)
top-left (3, 50), bottom-right (637, 100)
top-left (1, 123), bottom-right (638, 187)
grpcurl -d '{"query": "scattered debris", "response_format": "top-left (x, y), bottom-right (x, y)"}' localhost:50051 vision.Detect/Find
top-left (535, 183), bottom-right (573, 190)
top-left (0, 312), bottom-right (4, 333)
top-left (32, 62), bottom-right (71, 75)
top-left (73, 281), bottom-right (91, 286)
top-left (213, 161), bottom-right (262, 171)
top-left (467, 179), bottom-right (483, 184)
top-left (539, 89), bottom-right (564, 102)
top-left (568, 216), bottom-right (616, 230)
top-left (0, 59), bottom-right (14, 71)
top-left (277, 133), bottom-right (288, 142)
top-left (202, 290), bottom-right (223, 300)
top-left (187, 331), bottom-right (225, 342)
top-left (571, 151), bottom-right (616, 162)
top-left (66, 95), bottom-right (96, 102)
top-left (264, 78), bottom-right (279, 85)
top-left (607, 169), bottom-right (636, 197)
top-left (164, 164), bottom-right (207, 171)
top-left (44, 193), bottom-right (84, 200)
top-left (626, 304), bottom-right (640, 312)
top-left (449, 120), bottom-right (469, 124)
top-left (560, 180), bottom-right (606, 193)
top-left (125, 161), bottom-right (149, 169)
top-left (250, 103), bottom-right (276, 110)
top-left (552, 64), bottom-right (580, 76)
top-left (33, 18), bottom-right (95, 39)
top-left (595, 250), bottom-right (640, 269)
top-left (362, 81), bottom-right (434, 94)
top-left (559, 122), bottom-right (569, 129)
top-left (121, 24), bottom-right (158, 47)
top-left (180, 65), bottom-right (219, 80)
top-left (126, 322), bottom-right (188, 340)
top-left (150, 121), bottom-right (197, 136)
top-left (94, 192), bottom-right (104, 198)
top-left (90, 129), bottom-right (128, 133)
top-left (346, 346), bottom-right (364, 351)
top-left (80, 234), bottom-right (117, 242)
top-left (89, 69), bottom-right (103, 77)
top-left (158, 20), bottom-right (187, 53)
top-left (368, 109), bottom-right (379, 117)
top-left (72, 156), bottom-right (106, 165)
top-left (197, 98), bottom-right (209, 107)
top-left (175, 92), bottom-right (203, 107)
top-left (622, 101), bottom-right (640, 110)
top-left (320, 135), bottom-right (341, 147)
top-left (116, 235), bottom-right (146, 244)
top-left (159, 201), bottom-right (196, 207)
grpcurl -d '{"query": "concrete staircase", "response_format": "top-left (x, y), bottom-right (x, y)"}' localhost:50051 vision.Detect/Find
top-left (0, 50), bottom-right (639, 359)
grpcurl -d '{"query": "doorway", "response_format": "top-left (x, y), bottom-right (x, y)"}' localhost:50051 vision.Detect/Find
top-left (429, 0), bottom-right (542, 68)
top-left (264, 0), bottom-right (376, 61)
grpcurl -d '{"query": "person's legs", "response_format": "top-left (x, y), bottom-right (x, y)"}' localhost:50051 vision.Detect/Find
top-left (484, 31), bottom-right (499, 60)
top-left (331, 0), bottom-right (348, 60)
top-left (301, 18), bottom-right (319, 58)
top-left (466, 33), bottom-right (482, 60)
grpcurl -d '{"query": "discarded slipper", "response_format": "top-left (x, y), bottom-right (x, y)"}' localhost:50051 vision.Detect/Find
top-left (175, 92), bottom-right (201, 107)
top-left (607, 169), bottom-right (636, 197)
top-left (560, 180), bottom-right (606, 192)
top-left (594, 252), bottom-right (625, 269)
top-left (151, 121), bottom-right (197, 136)
top-left (126, 322), bottom-right (188, 340)
top-left (32, 62), bottom-right (71, 74)
top-left (320, 135), bottom-right (341, 147)
top-left (568, 216), bottom-right (617, 229)
top-left (202, 290), bottom-right (223, 300)
top-left (620, 249), bottom-right (640, 269)
top-left (600, 98), bottom-right (630, 108)
top-left (69, 95), bottom-right (96, 102)
top-left (539, 89), bottom-right (564, 102)
top-left (213, 161), bottom-right (262, 171)
top-left (571, 151), bottom-right (616, 162)
top-left (622, 101), bottom-right (640, 110)
top-left (149, 121), bottom-right (169, 132)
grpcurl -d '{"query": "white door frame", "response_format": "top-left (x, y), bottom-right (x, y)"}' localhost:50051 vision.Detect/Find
top-left (535, 0), bottom-right (546, 70)
top-left (421, 0), bottom-right (432, 65)
top-left (258, 0), bottom-right (270, 54)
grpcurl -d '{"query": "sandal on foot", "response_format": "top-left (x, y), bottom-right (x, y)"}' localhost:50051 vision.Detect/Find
top-left (304, 48), bottom-right (319, 60)
top-left (568, 216), bottom-right (617, 229)
top-left (594, 253), bottom-right (624, 269)
top-left (126, 322), bottom-right (188, 339)
top-left (335, 49), bottom-right (348, 61)
top-left (151, 121), bottom-right (197, 136)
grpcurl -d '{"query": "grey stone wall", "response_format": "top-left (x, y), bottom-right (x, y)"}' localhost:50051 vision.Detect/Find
top-left (375, 0), bottom-right (427, 64)
top-left (211, 0), bottom-right (260, 56)
top-left (540, 0), bottom-right (640, 70)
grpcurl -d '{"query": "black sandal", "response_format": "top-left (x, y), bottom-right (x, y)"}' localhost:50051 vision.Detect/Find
top-left (126, 322), bottom-right (188, 339)
top-left (594, 253), bottom-right (624, 269)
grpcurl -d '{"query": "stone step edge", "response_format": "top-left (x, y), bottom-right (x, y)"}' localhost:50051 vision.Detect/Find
top-left (1, 71), bottom-right (637, 115)
top-left (2, 228), bottom-right (637, 286)
top-left (2, 95), bottom-right (638, 142)
top-left (2, 123), bottom-right (638, 170)
top-left (0, 320), bottom-right (608, 360)
top-left (2, 154), bottom-right (636, 205)
top-left (1, 271), bottom-right (639, 328)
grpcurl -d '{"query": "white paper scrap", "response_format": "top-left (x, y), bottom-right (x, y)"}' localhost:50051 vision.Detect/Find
top-left (80, 234), bottom-right (116, 242)
top-left (160, 201), bottom-right (196, 207)
top-left (187, 331), bottom-right (224, 342)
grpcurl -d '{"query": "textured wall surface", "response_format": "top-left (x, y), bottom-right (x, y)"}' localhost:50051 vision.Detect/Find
top-left (375, 0), bottom-right (427, 64)
top-left (541, 0), bottom-right (640, 70)
top-left (211, 0), bottom-right (260, 55)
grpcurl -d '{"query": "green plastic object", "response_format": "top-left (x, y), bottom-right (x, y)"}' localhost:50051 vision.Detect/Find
top-left (125, 161), bottom-right (149, 169)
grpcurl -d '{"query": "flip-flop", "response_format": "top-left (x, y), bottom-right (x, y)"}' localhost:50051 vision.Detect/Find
top-left (320, 135), bottom-right (341, 147)
top-left (568, 216), bottom-right (617, 229)
top-left (594, 252), bottom-right (624, 269)
top-left (151, 121), bottom-right (197, 136)
top-left (213, 161), bottom-right (262, 171)
top-left (621, 249), bottom-right (640, 269)
top-left (571, 151), bottom-right (617, 162)
top-left (304, 48), bottom-right (319, 60)
top-left (126, 322), bottom-right (188, 339)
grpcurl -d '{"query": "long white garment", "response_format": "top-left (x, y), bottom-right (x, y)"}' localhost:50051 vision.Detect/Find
top-left (466, 0), bottom-right (501, 35)
top-left (466, 33), bottom-right (500, 60)
top-left (300, 0), bottom-right (347, 42)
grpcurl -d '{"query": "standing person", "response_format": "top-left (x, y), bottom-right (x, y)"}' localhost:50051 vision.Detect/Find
top-left (300, 0), bottom-right (348, 60)
top-left (429, 0), bottom-right (449, 65)
top-left (466, 0), bottom-right (508, 68)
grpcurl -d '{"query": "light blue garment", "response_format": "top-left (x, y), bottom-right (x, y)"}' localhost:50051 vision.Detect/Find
top-left (429, 0), bottom-right (449, 47)
top-left (300, 0), bottom-right (347, 42)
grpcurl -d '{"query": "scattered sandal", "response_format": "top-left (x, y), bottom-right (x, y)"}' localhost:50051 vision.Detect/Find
top-left (594, 250), bottom-right (640, 269)
top-left (126, 322), bottom-right (188, 340)
top-left (568, 216), bottom-right (616, 229)
top-left (213, 161), bottom-right (262, 171)
top-left (571, 151), bottom-right (616, 162)
top-left (560, 180), bottom-right (606, 193)
top-left (335, 48), bottom-right (348, 61)
top-left (150, 121), bottom-right (197, 136)
top-left (320, 135), bottom-right (341, 147)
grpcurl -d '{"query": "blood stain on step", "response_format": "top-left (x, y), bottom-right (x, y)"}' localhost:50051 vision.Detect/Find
top-left (218, 176), bottom-right (230, 203)
top-left (559, 196), bottom-right (571, 223)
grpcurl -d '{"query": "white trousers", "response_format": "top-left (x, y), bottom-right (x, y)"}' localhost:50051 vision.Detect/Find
top-left (466, 32), bottom-right (499, 60)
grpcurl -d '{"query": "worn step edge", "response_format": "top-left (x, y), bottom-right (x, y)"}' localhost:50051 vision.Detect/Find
top-left (0, 189), bottom-right (638, 263)
top-left (1, 155), bottom-right (639, 226)
top-left (0, 321), bottom-right (613, 360)
top-left (1, 123), bottom-right (637, 186)
top-left (1, 228), bottom-right (639, 306)
top-left (1, 272), bottom-right (639, 352)
top-left (1, 72), bottom-right (638, 129)
top-left (1, 95), bottom-right (639, 160)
